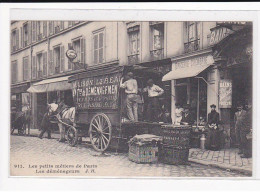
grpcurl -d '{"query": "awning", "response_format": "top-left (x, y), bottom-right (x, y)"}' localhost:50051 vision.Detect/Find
top-left (162, 63), bottom-right (212, 81)
top-left (27, 76), bottom-right (72, 93)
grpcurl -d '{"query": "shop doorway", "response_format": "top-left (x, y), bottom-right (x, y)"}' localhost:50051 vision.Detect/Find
top-left (37, 93), bottom-right (47, 128)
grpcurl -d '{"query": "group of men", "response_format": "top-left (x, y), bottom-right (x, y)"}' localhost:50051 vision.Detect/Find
top-left (234, 101), bottom-right (252, 158)
top-left (120, 71), bottom-right (165, 122)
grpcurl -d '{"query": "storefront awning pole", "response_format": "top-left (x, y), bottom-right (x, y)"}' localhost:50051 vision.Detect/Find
top-left (197, 78), bottom-right (200, 128)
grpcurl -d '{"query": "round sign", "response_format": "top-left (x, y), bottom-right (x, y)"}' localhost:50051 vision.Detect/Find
top-left (66, 49), bottom-right (77, 60)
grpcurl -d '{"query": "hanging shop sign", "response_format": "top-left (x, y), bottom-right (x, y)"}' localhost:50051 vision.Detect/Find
top-left (72, 72), bottom-right (121, 110)
top-left (219, 79), bottom-right (232, 108)
top-left (66, 49), bottom-right (77, 61)
top-left (209, 27), bottom-right (233, 46)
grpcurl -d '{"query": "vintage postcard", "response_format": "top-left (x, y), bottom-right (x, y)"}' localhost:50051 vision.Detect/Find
top-left (9, 10), bottom-right (254, 177)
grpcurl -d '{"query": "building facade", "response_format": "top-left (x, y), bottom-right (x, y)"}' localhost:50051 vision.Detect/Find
top-left (11, 21), bottom-right (252, 148)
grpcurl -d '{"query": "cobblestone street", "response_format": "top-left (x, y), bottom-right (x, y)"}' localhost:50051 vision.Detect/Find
top-left (10, 135), bottom-right (249, 177)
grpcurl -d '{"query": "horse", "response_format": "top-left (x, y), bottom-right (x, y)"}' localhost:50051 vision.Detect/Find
top-left (11, 105), bottom-right (31, 136)
top-left (48, 102), bottom-right (76, 142)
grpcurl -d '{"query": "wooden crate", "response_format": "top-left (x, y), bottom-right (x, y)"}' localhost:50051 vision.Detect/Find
top-left (128, 144), bottom-right (159, 163)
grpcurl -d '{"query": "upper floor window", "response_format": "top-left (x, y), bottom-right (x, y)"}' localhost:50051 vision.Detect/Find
top-left (37, 21), bottom-right (43, 41)
top-left (54, 21), bottom-right (64, 33)
top-left (150, 22), bottom-right (164, 60)
top-left (11, 29), bottom-right (19, 52)
top-left (53, 45), bottom-right (65, 74)
top-left (11, 61), bottom-right (18, 83)
top-left (93, 29), bottom-right (105, 65)
top-left (37, 52), bottom-right (43, 78)
top-left (23, 23), bottom-right (29, 47)
top-left (184, 22), bottom-right (201, 53)
top-left (23, 56), bottom-right (29, 81)
top-left (127, 25), bottom-right (140, 65)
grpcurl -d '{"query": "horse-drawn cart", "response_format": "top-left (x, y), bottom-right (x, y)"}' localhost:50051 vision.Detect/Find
top-left (60, 63), bottom-right (166, 152)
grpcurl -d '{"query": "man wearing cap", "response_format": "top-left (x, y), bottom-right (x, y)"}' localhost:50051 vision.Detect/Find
top-left (143, 79), bottom-right (164, 122)
top-left (120, 72), bottom-right (138, 121)
top-left (206, 104), bottom-right (220, 150)
top-left (234, 104), bottom-right (246, 153)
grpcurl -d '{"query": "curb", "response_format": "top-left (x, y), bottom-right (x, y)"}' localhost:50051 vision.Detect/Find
top-left (188, 158), bottom-right (252, 176)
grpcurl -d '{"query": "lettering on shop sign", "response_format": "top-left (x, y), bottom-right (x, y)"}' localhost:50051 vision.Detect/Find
top-left (72, 73), bottom-right (121, 109)
top-left (174, 54), bottom-right (214, 70)
top-left (209, 27), bottom-right (233, 45)
top-left (219, 79), bottom-right (232, 108)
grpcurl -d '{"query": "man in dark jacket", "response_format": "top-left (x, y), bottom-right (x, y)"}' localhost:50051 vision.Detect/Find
top-left (38, 107), bottom-right (52, 139)
top-left (240, 101), bottom-right (252, 158)
top-left (181, 106), bottom-right (194, 125)
top-left (206, 104), bottom-right (221, 150)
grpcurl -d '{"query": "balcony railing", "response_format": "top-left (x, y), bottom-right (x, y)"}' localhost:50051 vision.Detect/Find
top-left (128, 53), bottom-right (140, 65)
top-left (150, 48), bottom-right (164, 61)
top-left (37, 70), bottom-right (43, 78)
top-left (184, 39), bottom-right (200, 53)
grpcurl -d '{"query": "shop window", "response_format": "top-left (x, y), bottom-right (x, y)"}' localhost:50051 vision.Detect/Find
top-left (11, 60), bottom-right (18, 83)
top-left (37, 52), bottom-right (43, 78)
top-left (93, 29), bottom-right (105, 65)
top-left (23, 56), bottom-right (29, 81)
top-left (150, 22), bottom-right (164, 60)
top-left (127, 25), bottom-right (140, 65)
top-left (11, 29), bottom-right (19, 52)
top-left (184, 22), bottom-right (201, 53)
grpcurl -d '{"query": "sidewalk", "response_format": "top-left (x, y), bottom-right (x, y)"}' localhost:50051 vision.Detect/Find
top-left (189, 148), bottom-right (252, 176)
top-left (16, 129), bottom-right (252, 175)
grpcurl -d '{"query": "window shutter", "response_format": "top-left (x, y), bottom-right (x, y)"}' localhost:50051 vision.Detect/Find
top-left (16, 29), bottom-right (19, 50)
top-left (23, 57), bottom-right (29, 81)
top-left (32, 56), bottom-right (36, 79)
top-left (183, 22), bottom-right (188, 43)
top-left (60, 21), bottom-right (64, 30)
top-left (49, 21), bottom-right (53, 35)
top-left (98, 32), bottom-right (104, 63)
top-left (68, 43), bottom-right (72, 70)
top-left (93, 34), bottom-right (98, 64)
top-left (20, 27), bottom-right (23, 48)
top-left (43, 21), bottom-right (47, 38)
top-left (48, 50), bottom-right (53, 75)
top-left (28, 22), bottom-right (31, 44)
top-left (60, 46), bottom-right (65, 72)
top-left (43, 52), bottom-right (47, 76)
top-left (32, 21), bottom-right (36, 42)
top-left (12, 62), bottom-right (17, 83)
top-left (80, 37), bottom-right (85, 65)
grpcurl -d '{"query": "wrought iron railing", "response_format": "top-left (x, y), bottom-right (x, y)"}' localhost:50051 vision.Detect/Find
top-left (184, 39), bottom-right (200, 53)
top-left (128, 53), bottom-right (140, 65)
top-left (150, 48), bottom-right (164, 61)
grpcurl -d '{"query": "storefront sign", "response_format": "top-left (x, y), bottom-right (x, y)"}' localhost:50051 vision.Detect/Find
top-left (66, 49), bottom-right (77, 60)
top-left (209, 27), bottom-right (233, 45)
top-left (219, 79), bottom-right (232, 108)
top-left (173, 54), bottom-right (214, 70)
top-left (72, 72), bottom-right (121, 109)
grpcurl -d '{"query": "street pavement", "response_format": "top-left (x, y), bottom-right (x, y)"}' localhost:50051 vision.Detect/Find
top-left (10, 134), bottom-right (249, 177)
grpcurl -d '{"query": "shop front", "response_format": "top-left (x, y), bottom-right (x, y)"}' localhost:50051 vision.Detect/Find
top-left (27, 76), bottom-right (73, 128)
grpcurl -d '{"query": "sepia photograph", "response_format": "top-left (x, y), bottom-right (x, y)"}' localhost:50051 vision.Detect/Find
top-left (9, 19), bottom-right (253, 177)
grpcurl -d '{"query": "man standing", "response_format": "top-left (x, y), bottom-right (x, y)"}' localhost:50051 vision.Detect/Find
top-left (234, 104), bottom-right (246, 153)
top-left (120, 72), bottom-right (138, 122)
top-left (206, 104), bottom-right (220, 150)
top-left (181, 106), bottom-right (194, 125)
top-left (240, 100), bottom-right (252, 158)
top-left (38, 105), bottom-right (52, 139)
top-left (144, 79), bottom-right (164, 122)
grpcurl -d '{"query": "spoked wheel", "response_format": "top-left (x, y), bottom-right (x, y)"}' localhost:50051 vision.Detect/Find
top-left (66, 126), bottom-right (78, 147)
top-left (89, 113), bottom-right (112, 152)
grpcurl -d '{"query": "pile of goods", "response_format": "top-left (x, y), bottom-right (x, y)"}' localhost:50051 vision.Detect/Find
top-left (128, 134), bottom-right (162, 164)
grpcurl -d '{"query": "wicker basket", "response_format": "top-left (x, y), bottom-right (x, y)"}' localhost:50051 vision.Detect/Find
top-left (160, 145), bottom-right (189, 165)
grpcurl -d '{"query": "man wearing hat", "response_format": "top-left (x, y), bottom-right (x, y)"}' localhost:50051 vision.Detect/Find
top-left (143, 79), bottom-right (164, 122)
top-left (206, 104), bottom-right (221, 150)
top-left (234, 104), bottom-right (246, 152)
top-left (120, 72), bottom-right (138, 121)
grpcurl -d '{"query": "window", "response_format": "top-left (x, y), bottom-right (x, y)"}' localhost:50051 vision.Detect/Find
top-left (54, 21), bottom-right (64, 33)
top-left (54, 46), bottom-right (61, 73)
top-left (11, 61), bottom-right (18, 83)
top-left (93, 29), bottom-right (105, 65)
top-left (23, 23), bottom-right (29, 47)
top-left (184, 22), bottom-right (201, 53)
top-left (32, 21), bottom-right (37, 42)
top-left (32, 56), bottom-right (37, 79)
top-left (11, 29), bottom-right (19, 52)
top-left (150, 22), bottom-right (164, 60)
top-left (127, 25), bottom-right (140, 65)
top-left (23, 56), bottom-right (29, 81)
top-left (37, 52), bottom-right (43, 78)
top-left (37, 21), bottom-right (43, 41)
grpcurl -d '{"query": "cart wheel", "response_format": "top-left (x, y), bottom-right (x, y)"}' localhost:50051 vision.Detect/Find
top-left (66, 126), bottom-right (78, 147)
top-left (89, 113), bottom-right (112, 152)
